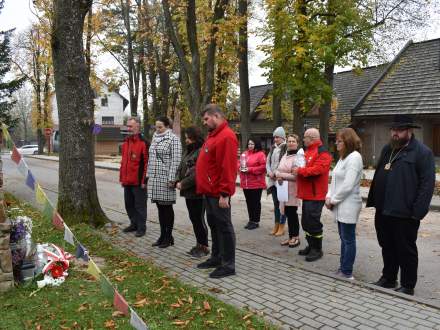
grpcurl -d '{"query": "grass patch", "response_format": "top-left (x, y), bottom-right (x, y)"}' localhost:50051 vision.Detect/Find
top-left (0, 193), bottom-right (275, 330)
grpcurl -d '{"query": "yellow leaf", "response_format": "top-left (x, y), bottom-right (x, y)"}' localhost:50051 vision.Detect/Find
top-left (188, 296), bottom-right (193, 304)
top-left (133, 298), bottom-right (149, 307)
top-left (112, 311), bottom-right (125, 317)
top-left (242, 313), bottom-right (253, 320)
top-left (170, 303), bottom-right (181, 308)
top-left (104, 319), bottom-right (115, 329)
top-left (172, 320), bottom-right (189, 326)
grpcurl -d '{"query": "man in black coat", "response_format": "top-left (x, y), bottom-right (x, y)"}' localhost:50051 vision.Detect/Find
top-left (367, 114), bottom-right (435, 295)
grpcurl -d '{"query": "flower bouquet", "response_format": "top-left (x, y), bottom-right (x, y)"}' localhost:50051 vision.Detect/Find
top-left (9, 215), bottom-right (34, 282)
top-left (36, 244), bottom-right (73, 288)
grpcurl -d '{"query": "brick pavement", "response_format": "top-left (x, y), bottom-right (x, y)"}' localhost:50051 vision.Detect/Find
top-left (104, 221), bottom-right (440, 330)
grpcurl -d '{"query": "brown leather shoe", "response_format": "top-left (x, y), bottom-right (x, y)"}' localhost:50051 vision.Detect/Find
top-left (274, 223), bottom-right (285, 236)
top-left (270, 223), bottom-right (279, 235)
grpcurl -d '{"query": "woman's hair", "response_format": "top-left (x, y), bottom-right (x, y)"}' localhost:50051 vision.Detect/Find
top-left (247, 137), bottom-right (263, 152)
top-left (287, 134), bottom-right (299, 143)
top-left (336, 127), bottom-right (362, 159)
top-left (156, 116), bottom-right (171, 128)
top-left (185, 126), bottom-right (204, 145)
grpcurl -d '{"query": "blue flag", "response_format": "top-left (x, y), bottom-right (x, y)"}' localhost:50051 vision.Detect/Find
top-left (25, 171), bottom-right (35, 190)
top-left (75, 244), bottom-right (89, 261)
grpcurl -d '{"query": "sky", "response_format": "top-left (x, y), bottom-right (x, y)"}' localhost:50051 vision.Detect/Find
top-left (1, 0), bottom-right (440, 90)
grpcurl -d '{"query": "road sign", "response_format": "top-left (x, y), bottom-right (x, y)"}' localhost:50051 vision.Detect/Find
top-left (44, 128), bottom-right (53, 136)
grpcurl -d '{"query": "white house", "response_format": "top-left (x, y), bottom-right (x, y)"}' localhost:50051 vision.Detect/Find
top-left (51, 81), bottom-right (129, 155)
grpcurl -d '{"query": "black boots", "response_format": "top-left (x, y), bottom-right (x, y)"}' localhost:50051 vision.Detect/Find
top-left (372, 276), bottom-right (398, 288)
top-left (299, 236), bottom-right (323, 262)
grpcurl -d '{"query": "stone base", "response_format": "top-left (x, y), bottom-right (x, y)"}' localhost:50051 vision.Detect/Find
top-left (0, 280), bottom-right (14, 292)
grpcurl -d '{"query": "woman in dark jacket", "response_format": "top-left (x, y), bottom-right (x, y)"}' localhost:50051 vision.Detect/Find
top-left (176, 126), bottom-right (209, 258)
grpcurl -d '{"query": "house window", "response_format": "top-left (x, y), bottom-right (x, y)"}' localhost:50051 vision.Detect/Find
top-left (102, 116), bottom-right (114, 125)
top-left (101, 96), bottom-right (108, 107)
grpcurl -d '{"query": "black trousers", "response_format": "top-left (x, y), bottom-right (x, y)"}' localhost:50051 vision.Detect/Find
top-left (301, 200), bottom-right (324, 237)
top-left (285, 206), bottom-right (299, 238)
top-left (185, 198), bottom-right (208, 246)
top-left (375, 212), bottom-right (420, 289)
top-left (205, 196), bottom-right (236, 270)
top-left (243, 189), bottom-right (263, 223)
top-left (156, 203), bottom-right (174, 241)
top-left (124, 186), bottom-right (147, 233)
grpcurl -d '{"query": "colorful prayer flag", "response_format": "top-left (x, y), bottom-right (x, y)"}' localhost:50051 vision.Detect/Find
top-left (100, 276), bottom-right (114, 299)
top-left (75, 243), bottom-right (89, 261)
top-left (113, 290), bottom-right (129, 316)
top-left (63, 225), bottom-right (75, 246)
top-left (25, 171), bottom-right (35, 190)
top-left (11, 146), bottom-right (21, 164)
top-left (52, 212), bottom-right (64, 230)
top-left (87, 259), bottom-right (101, 280)
top-left (17, 159), bottom-right (28, 177)
top-left (42, 201), bottom-right (54, 221)
top-left (130, 308), bottom-right (148, 330)
top-left (35, 184), bottom-right (47, 205)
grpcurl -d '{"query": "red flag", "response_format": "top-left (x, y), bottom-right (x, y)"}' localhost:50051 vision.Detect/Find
top-left (52, 212), bottom-right (65, 231)
top-left (11, 146), bottom-right (21, 164)
top-left (113, 290), bottom-right (129, 316)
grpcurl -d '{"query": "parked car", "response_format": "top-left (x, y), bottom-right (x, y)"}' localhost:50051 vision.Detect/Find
top-left (17, 145), bottom-right (39, 155)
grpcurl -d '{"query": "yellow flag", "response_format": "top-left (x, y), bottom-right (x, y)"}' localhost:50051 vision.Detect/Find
top-left (35, 184), bottom-right (47, 205)
top-left (87, 259), bottom-right (101, 280)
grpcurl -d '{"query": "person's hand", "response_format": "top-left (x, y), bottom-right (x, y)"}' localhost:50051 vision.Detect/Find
top-left (291, 167), bottom-right (298, 175)
top-left (277, 178), bottom-right (283, 185)
top-left (141, 183), bottom-right (146, 189)
top-left (269, 172), bottom-right (275, 179)
top-left (325, 197), bottom-right (333, 210)
top-left (176, 182), bottom-right (181, 190)
top-left (219, 195), bottom-right (230, 208)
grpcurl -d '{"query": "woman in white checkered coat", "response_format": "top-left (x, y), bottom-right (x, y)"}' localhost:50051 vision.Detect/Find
top-left (147, 116), bottom-right (182, 248)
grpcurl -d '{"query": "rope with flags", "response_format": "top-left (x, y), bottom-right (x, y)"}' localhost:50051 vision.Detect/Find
top-left (1, 124), bottom-right (148, 330)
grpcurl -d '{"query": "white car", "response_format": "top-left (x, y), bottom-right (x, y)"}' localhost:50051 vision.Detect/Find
top-left (17, 145), bottom-right (39, 155)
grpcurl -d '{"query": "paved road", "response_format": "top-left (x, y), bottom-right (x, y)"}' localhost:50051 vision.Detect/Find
top-left (2, 155), bottom-right (440, 328)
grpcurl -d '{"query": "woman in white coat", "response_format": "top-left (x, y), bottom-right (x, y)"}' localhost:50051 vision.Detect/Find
top-left (325, 128), bottom-right (363, 280)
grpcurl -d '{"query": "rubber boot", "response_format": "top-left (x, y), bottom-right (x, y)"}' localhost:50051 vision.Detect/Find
top-left (299, 235), bottom-right (312, 256)
top-left (270, 223), bottom-right (279, 235)
top-left (274, 223), bottom-right (286, 236)
top-left (305, 236), bottom-right (323, 262)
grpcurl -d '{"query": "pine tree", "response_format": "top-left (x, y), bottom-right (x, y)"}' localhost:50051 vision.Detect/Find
top-left (0, 0), bottom-right (25, 127)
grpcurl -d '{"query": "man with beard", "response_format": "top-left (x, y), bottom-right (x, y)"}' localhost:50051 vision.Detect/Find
top-left (367, 114), bottom-right (435, 295)
top-left (196, 104), bottom-right (238, 278)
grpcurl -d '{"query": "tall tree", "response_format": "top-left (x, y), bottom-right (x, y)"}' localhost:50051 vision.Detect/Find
top-left (51, 0), bottom-right (108, 226)
top-left (11, 86), bottom-right (34, 144)
top-left (237, 0), bottom-right (250, 150)
top-left (0, 0), bottom-right (25, 128)
top-left (162, 0), bottom-right (231, 122)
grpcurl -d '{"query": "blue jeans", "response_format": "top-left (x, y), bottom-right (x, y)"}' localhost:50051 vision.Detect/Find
top-left (270, 187), bottom-right (286, 224)
top-left (337, 222), bottom-right (356, 276)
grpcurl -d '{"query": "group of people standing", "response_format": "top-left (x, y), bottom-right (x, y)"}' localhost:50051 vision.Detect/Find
top-left (120, 109), bottom-right (436, 291)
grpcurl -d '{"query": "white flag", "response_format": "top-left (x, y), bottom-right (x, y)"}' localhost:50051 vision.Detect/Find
top-left (130, 308), bottom-right (148, 330)
top-left (63, 226), bottom-right (75, 246)
top-left (17, 159), bottom-right (28, 177)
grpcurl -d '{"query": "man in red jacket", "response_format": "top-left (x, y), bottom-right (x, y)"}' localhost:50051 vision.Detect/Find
top-left (196, 104), bottom-right (238, 279)
top-left (120, 117), bottom-right (149, 237)
top-left (293, 128), bottom-right (332, 261)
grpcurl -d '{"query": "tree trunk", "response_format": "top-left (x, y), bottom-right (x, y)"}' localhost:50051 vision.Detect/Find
top-left (272, 82), bottom-right (282, 128)
top-left (51, 0), bottom-right (108, 227)
top-left (85, 5), bottom-right (93, 76)
top-left (319, 64), bottom-right (334, 148)
top-left (238, 0), bottom-right (250, 151)
top-left (292, 97), bottom-right (304, 137)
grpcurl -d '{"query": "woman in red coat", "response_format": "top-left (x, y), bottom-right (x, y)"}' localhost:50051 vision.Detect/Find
top-left (239, 138), bottom-right (267, 230)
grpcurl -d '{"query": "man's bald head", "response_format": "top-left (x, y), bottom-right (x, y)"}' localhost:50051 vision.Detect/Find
top-left (303, 128), bottom-right (320, 147)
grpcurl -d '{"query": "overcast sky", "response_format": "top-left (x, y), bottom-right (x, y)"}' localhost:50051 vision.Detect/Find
top-left (2, 0), bottom-right (440, 90)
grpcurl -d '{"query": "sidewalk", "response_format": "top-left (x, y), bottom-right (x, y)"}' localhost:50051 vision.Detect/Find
top-left (104, 220), bottom-right (440, 330)
top-left (27, 155), bottom-right (440, 211)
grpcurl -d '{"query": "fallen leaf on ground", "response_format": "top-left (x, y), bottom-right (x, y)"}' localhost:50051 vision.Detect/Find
top-left (172, 320), bottom-right (190, 326)
top-left (133, 298), bottom-right (149, 307)
top-left (104, 319), bottom-right (116, 329)
top-left (203, 301), bottom-right (211, 311)
top-left (171, 303), bottom-right (181, 308)
top-left (112, 311), bottom-right (125, 317)
top-left (208, 287), bottom-right (223, 294)
top-left (188, 296), bottom-right (193, 304)
top-left (242, 313), bottom-right (253, 320)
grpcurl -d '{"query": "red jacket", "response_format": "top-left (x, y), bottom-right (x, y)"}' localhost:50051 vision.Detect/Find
top-left (196, 121), bottom-right (238, 197)
top-left (297, 140), bottom-right (332, 200)
top-left (239, 150), bottom-right (266, 190)
top-left (119, 134), bottom-right (148, 186)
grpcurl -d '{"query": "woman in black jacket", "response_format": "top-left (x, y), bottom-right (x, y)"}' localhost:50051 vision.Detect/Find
top-left (176, 126), bottom-right (209, 258)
